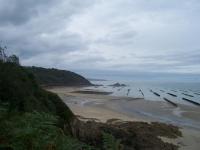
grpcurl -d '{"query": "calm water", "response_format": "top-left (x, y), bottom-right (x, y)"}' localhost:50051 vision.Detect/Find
top-left (81, 80), bottom-right (200, 129)
top-left (85, 80), bottom-right (200, 106)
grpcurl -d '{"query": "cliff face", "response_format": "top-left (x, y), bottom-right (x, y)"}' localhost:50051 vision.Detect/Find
top-left (26, 66), bottom-right (92, 86)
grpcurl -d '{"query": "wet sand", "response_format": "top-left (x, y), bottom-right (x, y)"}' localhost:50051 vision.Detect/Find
top-left (47, 86), bottom-right (200, 150)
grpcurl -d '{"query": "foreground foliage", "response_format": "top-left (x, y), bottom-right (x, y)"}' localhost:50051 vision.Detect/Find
top-left (0, 107), bottom-right (123, 150)
top-left (0, 108), bottom-right (94, 150)
top-left (103, 132), bottom-right (123, 150)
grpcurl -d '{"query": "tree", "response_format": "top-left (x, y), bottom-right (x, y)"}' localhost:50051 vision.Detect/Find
top-left (7, 55), bottom-right (20, 65)
top-left (0, 44), bottom-right (20, 65)
top-left (0, 45), bottom-right (7, 62)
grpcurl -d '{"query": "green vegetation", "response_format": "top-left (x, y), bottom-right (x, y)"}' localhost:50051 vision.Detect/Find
top-left (26, 66), bottom-right (92, 86)
top-left (102, 132), bottom-right (123, 150)
top-left (0, 50), bottom-right (182, 150)
top-left (0, 61), bottom-right (80, 149)
top-left (0, 45), bottom-right (19, 65)
top-left (0, 62), bottom-right (74, 123)
top-left (0, 61), bottom-right (124, 150)
top-left (0, 110), bottom-right (89, 150)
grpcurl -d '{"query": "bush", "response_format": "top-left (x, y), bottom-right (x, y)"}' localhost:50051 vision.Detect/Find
top-left (102, 132), bottom-right (123, 150)
top-left (0, 110), bottom-right (94, 150)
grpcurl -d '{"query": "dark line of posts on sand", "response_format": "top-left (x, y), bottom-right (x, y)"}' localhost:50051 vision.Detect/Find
top-left (167, 93), bottom-right (177, 97)
top-left (187, 89), bottom-right (200, 95)
top-left (194, 93), bottom-right (200, 96)
top-left (182, 93), bottom-right (194, 98)
top-left (182, 98), bottom-right (200, 106)
top-left (160, 90), bottom-right (165, 93)
top-left (163, 98), bottom-right (178, 107)
top-left (149, 90), bottom-right (178, 107)
top-left (171, 90), bottom-right (177, 92)
top-left (150, 90), bottom-right (160, 97)
top-left (127, 89), bottom-right (131, 96)
top-left (139, 89), bottom-right (144, 97)
top-left (149, 89), bottom-right (178, 107)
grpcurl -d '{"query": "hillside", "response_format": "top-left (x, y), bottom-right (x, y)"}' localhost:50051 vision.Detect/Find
top-left (0, 62), bottom-right (74, 121)
top-left (0, 62), bottom-right (88, 149)
top-left (0, 62), bottom-right (73, 120)
top-left (26, 66), bottom-right (92, 86)
top-left (0, 61), bottom-right (182, 150)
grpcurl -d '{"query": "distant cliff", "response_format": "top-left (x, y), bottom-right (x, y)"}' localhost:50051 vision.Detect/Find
top-left (26, 66), bottom-right (92, 86)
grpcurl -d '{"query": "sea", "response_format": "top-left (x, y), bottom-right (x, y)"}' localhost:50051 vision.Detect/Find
top-left (85, 80), bottom-right (200, 107)
top-left (82, 80), bottom-right (200, 129)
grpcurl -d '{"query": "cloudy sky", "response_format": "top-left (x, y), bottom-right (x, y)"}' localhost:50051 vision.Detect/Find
top-left (0, 0), bottom-right (200, 81)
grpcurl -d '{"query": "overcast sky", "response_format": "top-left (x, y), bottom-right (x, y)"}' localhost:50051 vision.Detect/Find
top-left (0, 0), bottom-right (200, 81)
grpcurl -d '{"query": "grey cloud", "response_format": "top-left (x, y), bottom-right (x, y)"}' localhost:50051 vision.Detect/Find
top-left (0, 0), bottom-right (56, 25)
top-left (0, 0), bottom-right (200, 77)
top-left (0, 0), bottom-right (96, 26)
top-left (99, 48), bottom-right (200, 74)
top-left (144, 49), bottom-right (200, 67)
top-left (1, 29), bottom-right (88, 59)
top-left (73, 56), bottom-right (107, 63)
top-left (103, 30), bottom-right (137, 45)
top-left (0, 0), bottom-right (95, 59)
top-left (94, 23), bottom-right (138, 46)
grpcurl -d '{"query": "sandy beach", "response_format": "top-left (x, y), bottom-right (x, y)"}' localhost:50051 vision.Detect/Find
top-left (47, 86), bottom-right (200, 150)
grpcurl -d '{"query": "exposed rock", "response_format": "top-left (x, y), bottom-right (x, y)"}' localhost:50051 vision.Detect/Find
top-left (71, 118), bottom-right (182, 150)
top-left (110, 83), bottom-right (127, 87)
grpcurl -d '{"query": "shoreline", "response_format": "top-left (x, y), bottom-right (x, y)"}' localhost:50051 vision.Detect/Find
top-left (47, 86), bottom-right (200, 150)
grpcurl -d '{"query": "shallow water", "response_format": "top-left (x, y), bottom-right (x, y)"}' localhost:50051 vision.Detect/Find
top-left (80, 80), bottom-right (200, 129)
top-left (85, 80), bottom-right (200, 107)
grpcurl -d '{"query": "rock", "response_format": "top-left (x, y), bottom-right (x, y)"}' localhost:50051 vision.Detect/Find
top-left (71, 118), bottom-right (182, 150)
top-left (109, 83), bottom-right (127, 87)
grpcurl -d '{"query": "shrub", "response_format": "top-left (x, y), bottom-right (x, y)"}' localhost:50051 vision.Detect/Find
top-left (102, 132), bottom-right (123, 150)
top-left (0, 110), bottom-right (93, 150)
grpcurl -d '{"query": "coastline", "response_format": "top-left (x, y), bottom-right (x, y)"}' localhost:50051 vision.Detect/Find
top-left (47, 86), bottom-right (200, 150)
